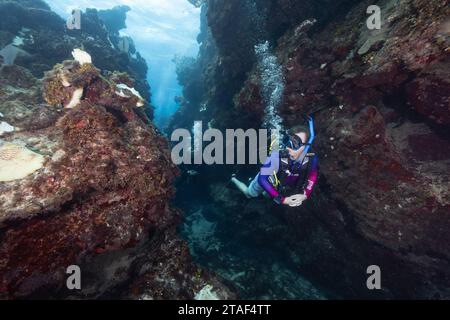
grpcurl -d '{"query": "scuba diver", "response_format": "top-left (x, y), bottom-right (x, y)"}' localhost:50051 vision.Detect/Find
top-left (231, 116), bottom-right (318, 207)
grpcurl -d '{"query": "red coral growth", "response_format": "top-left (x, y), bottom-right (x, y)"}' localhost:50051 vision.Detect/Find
top-left (0, 101), bottom-right (179, 298)
top-left (405, 63), bottom-right (450, 125)
top-left (0, 49), bottom-right (199, 299)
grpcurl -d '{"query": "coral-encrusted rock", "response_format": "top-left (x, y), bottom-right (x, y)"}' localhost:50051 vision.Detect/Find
top-left (0, 65), bottom-right (59, 131)
top-left (0, 77), bottom-right (171, 297)
top-left (43, 57), bottom-right (145, 112)
top-left (405, 61), bottom-right (450, 125)
top-left (125, 227), bottom-right (236, 300)
top-left (0, 57), bottom-right (233, 299)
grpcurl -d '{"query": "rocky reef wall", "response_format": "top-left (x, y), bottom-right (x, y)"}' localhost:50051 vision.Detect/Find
top-left (172, 0), bottom-right (450, 299)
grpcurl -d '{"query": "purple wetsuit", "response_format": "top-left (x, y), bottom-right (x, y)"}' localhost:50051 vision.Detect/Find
top-left (256, 151), bottom-right (319, 204)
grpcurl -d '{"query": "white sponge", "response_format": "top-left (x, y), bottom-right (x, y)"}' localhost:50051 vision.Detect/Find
top-left (72, 48), bottom-right (92, 65)
top-left (0, 121), bottom-right (15, 135)
top-left (0, 143), bottom-right (45, 182)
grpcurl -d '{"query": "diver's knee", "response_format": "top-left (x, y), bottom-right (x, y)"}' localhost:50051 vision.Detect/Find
top-left (245, 189), bottom-right (256, 199)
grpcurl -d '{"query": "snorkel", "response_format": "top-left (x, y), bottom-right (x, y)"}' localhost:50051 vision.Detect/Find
top-left (296, 116), bottom-right (315, 163)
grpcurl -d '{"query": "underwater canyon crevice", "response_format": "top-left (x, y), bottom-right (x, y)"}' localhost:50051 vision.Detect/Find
top-left (172, 0), bottom-right (450, 299)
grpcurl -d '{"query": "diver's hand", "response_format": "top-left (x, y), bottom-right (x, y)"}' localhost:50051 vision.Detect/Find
top-left (283, 194), bottom-right (307, 207)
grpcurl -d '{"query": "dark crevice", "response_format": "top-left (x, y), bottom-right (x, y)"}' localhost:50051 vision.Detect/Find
top-left (380, 73), bottom-right (450, 143)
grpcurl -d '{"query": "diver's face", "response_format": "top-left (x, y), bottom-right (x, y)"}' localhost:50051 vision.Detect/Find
top-left (287, 132), bottom-right (307, 161)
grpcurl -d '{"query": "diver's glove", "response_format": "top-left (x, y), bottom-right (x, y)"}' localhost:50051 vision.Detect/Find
top-left (283, 193), bottom-right (307, 207)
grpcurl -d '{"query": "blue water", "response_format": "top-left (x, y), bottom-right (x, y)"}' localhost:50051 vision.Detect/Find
top-left (46, 0), bottom-right (201, 130)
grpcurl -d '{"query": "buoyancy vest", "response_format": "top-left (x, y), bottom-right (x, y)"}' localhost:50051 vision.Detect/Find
top-left (269, 151), bottom-right (315, 196)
